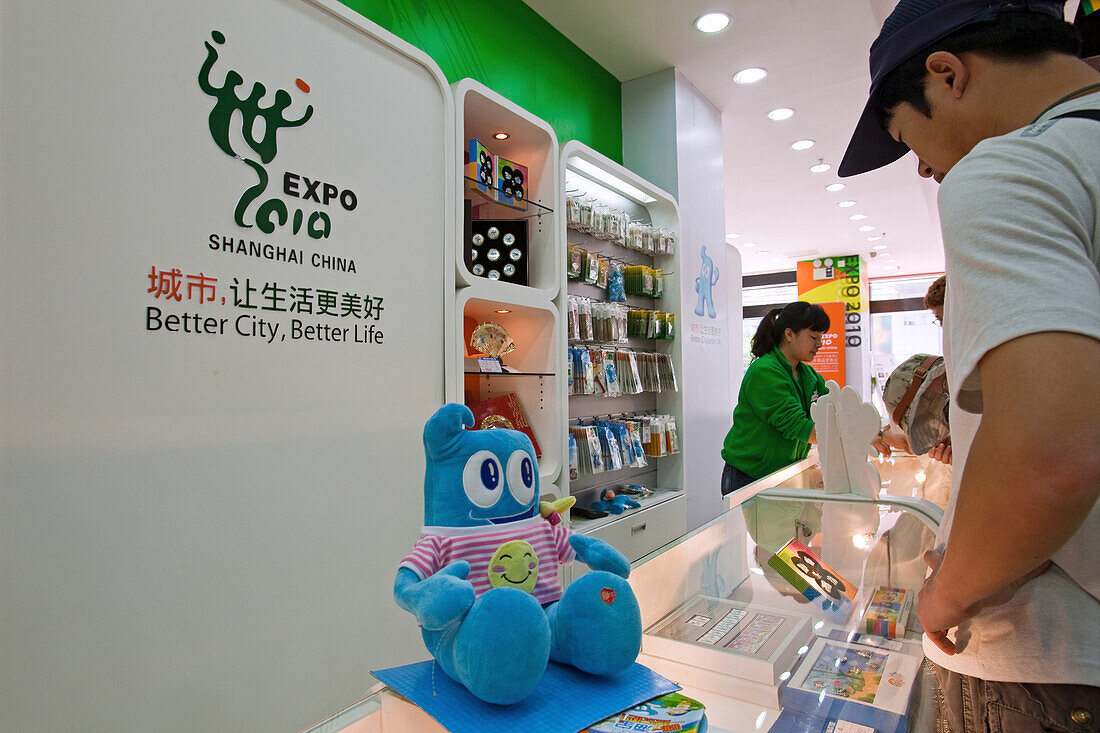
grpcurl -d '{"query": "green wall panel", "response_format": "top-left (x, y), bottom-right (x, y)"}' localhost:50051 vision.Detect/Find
top-left (339, 0), bottom-right (623, 162)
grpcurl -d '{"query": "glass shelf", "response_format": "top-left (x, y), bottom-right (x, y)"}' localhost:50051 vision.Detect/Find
top-left (463, 370), bottom-right (554, 377)
top-left (464, 176), bottom-right (553, 217)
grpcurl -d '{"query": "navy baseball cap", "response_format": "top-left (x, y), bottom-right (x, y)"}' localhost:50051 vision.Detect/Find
top-left (839, 0), bottom-right (1066, 177)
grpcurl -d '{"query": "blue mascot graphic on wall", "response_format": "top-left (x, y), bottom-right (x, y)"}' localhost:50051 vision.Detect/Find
top-left (394, 404), bottom-right (642, 705)
top-left (694, 245), bottom-right (719, 319)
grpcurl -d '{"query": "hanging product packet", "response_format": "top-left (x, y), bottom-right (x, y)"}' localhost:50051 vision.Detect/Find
top-left (608, 262), bottom-right (625, 302)
top-left (597, 257), bottom-right (610, 289)
top-left (567, 244), bottom-right (583, 280)
top-left (590, 348), bottom-right (608, 396)
top-left (603, 349), bottom-right (622, 397)
top-left (568, 433), bottom-right (579, 481)
top-left (579, 298), bottom-right (594, 342)
top-left (584, 250), bottom-right (600, 285)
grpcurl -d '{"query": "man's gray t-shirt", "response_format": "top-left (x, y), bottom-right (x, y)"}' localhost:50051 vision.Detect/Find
top-left (928, 91), bottom-right (1100, 684)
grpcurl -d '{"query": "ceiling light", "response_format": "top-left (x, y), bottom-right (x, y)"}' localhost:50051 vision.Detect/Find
top-left (734, 67), bottom-right (768, 85)
top-left (694, 11), bottom-right (730, 33)
top-left (810, 160), bottom-right (831, 173)
top-left (791, 139), bottom-right (815, 151)
top-left (868, 237), bottom-right (884, 244)
top-left (726, 232), bottom-right (740, 239)
top-left (567, 157), bottom-right (657, 204)
top-left (838, 200), bottom-right (857, 208)
top-left (858, 225), bottom-right (874, 232)
top-left (742, 241), bottom-right (756, 248)
top-left (757, 249), bottom-right (770, 255)
top-left (885, 264), bottom-right (900, 272)
top-left (493, 131), bottom-right (510, 140)
top-left (495, 309), bottom-right (512, 314)
top-left (825, 183), bottom-right (846, 192)
top-left (849, 213), bottom-right (867, 221)
top-left (767, 107), bottom-right (794, 121)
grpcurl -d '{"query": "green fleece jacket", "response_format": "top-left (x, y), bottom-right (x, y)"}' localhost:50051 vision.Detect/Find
top-left (722, 348), bottom-right (828, 480)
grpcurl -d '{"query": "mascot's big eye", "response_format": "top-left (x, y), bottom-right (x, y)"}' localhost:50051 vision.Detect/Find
top-left (506, 450), bottom-right (536, 505)
top-left (463, 450), bottom-right (503, 508)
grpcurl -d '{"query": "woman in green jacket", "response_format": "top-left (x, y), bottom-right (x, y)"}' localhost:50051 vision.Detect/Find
top-left (721, 301), bottom-right (830, 495)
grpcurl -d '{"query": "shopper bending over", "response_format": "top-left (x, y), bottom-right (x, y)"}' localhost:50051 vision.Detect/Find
top-left (721, 302), bottom-right (830, 495)
top-left (841, 0), bottom-right (1100, 727)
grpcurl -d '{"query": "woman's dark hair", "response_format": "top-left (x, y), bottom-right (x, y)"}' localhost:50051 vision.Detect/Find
top-left (872, 13), bottom-right (1079, 127)
top-left (751, 301), bottom-right (830, 358)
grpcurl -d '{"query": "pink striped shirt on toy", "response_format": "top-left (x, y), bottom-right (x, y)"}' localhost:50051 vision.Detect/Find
top-left (398, 516), bottom-right (576, 605)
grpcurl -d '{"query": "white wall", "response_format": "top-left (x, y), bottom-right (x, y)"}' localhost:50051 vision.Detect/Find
top-left (623, 70), bottom-right (739, 531)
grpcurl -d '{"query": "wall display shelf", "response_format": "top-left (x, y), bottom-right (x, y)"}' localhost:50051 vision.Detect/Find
top-left (453, 78), bottom-right (559, 299)
top-left (560, 141), bottom-right (685, 560)
top-left (452, 80), bottom-right (564, 493)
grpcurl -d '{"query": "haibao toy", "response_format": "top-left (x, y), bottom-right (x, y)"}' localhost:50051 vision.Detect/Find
top-left (394, 404), bottom-right (642, 704)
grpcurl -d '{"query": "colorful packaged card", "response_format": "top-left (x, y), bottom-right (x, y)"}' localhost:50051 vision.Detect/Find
top-left (495, 156), bottom-right (527, 210)
top-left (467, 138), bottom-right (495, 200)
top-left (767, 538), bottom-right (857, 621)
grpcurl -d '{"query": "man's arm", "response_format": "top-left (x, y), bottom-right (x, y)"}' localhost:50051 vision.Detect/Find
top-left (918, 331), bottom-right (1100, 654)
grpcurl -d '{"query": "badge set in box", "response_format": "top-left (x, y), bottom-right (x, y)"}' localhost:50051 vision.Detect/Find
top-left (465, 219), bottom-right (529, 286)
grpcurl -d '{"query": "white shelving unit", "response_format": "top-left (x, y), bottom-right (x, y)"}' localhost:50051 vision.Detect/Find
top-left (559, 141), bottom-right (686, 563)
top-left (451, 78), bottom-right (564, 492)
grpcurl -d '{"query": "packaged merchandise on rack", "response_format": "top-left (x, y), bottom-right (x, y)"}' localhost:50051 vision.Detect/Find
top-left (567, 243), bottom-right (583, 280)
top-left (584, 250), bottom-right (600, 285)
top-left (607, 261), bottom-right (626, 302)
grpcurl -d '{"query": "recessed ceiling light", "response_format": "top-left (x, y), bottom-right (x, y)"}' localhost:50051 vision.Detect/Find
top-left (767, 107), bottom-right (795, 121)
top-left (885, 264), bottom-right (900, 271)
top-left (849, 213), bottom-right (867, 221)
top-left (493, 131), bottom-right (510, 140)
top-left (838, 200), bottom-right (857, 208)
top-left (858, 225), bottom-right (874, 232)
top-left (726, 232), bottom-right (740, 239)
top-left (868, 237), bottom-right (884, 243)
top-left (742, 241), bottom-right (756, 248)
top-left (791, 139), bottom-right (815, 151)
top-left (495, 309), bottom-right (512, 314)
top-left (694, 11), bottom-right (730, 33)
top-left (825, 183), bottom-right (846, 192)
top-left (734, 67), bottom-right (768, 84)
top-left (757, 249), bottom-right (771, 255)
top-left (810, 161), bottom-right (831, 173)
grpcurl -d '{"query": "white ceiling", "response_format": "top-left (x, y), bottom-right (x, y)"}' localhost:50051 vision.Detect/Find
top-left (521, 0), bottom-right (946, 279)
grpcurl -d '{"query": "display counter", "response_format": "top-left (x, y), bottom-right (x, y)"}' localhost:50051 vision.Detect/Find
top-left (304, 454), bottom-right (943, 732)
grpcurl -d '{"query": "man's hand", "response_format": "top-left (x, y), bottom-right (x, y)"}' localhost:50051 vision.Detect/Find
top-left (918, 549), bottom-right (1051, 655)
top-left (928, 440), bottom-right (952, 465)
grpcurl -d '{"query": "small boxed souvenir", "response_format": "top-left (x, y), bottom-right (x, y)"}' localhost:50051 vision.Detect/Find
top-left (768, 538), bottom-right (859, 622)
top-left (863, 586), bottom-right (913, 639)
top-left (642, 596), bottom-right (813, 685)
top-left (466, 138), bottom-right (495, 201)
top-left (780, 636), bottom-right (921, 733)
top-left (468, 392), bottom-right (541, 458)
top-left (495, 156), bottom-right (527, 210)
top-left (466, 218), bottom-right (528, 286)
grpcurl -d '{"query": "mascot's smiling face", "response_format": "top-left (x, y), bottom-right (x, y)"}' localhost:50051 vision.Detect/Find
top-left (421, 403), bottom-right (539, 528)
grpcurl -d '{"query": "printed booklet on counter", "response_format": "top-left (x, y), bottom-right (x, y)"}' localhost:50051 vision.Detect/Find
top-left (581, 692), bottom-right (706, 733)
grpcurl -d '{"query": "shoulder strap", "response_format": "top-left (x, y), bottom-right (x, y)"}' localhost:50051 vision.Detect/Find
top-left (892, 355), bottom-right (939, 427)
top-left (1052, 109), bottom-right (1100, 122)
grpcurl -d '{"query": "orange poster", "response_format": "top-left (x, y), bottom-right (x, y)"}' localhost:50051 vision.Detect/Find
top-left (809, 301), bottom-right (845, 388)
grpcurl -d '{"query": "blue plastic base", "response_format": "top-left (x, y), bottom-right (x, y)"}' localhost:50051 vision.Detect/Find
top-left (372, 660), bottom-right (679, 733)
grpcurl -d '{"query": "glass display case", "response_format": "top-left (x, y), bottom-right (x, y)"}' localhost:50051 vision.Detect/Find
top-left (304, 453), bottom-right (944, 733)
top-left (631, 453), bottom-right (943, 732)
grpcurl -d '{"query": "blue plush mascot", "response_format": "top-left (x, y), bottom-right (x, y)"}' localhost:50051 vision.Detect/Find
top-left (394, 403), bottom-right (642, 705)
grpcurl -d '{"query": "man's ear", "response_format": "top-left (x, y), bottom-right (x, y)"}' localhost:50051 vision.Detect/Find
top-left (925, 51), bottom-right (970, 100)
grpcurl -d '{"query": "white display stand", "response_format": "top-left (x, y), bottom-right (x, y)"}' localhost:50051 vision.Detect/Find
top-left (811, 380), bottom-right (883, 497)
top-left (1, 1), bottom-right (454, 730)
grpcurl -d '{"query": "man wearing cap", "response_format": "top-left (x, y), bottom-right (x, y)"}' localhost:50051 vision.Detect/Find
top-left (843, 0), bottom-right (1100, 728)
